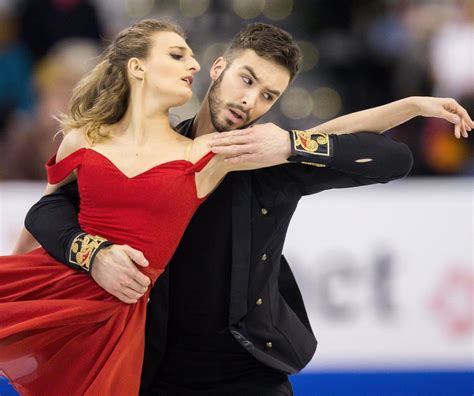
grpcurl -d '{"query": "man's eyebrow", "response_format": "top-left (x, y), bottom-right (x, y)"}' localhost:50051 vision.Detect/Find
top-left (169, 46), bottom-right (195, 58)
top-left (242, 65), bottom-right (281, 96)
top-left (242, 65), bottom-right (260, 82)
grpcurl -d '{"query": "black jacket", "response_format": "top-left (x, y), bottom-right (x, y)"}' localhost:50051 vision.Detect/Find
top-left (25, 122), bottom-right (413, 382)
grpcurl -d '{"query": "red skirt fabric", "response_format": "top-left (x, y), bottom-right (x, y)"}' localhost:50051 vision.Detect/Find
top-left (0, 248), bottom-right (148, 396)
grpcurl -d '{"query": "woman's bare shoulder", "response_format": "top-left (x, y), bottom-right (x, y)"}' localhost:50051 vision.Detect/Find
top-left (189, 133), bottom-right (218, 163)
top-left (56, 128), bottom-right (91, 162)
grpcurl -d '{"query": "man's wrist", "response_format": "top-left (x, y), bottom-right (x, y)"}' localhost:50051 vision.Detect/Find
top-left (66, 232), bottom-right (113, 275)
top-left (286, 129), bottom-right (333, 167)
top-left (282, 130), bottom-right (291, 161)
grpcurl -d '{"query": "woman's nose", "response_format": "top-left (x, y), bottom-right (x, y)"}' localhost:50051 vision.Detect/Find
top-left (189, 57), bottom-right (201, 73)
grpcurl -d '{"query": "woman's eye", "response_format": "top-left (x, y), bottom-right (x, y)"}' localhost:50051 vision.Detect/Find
top-left (242, 76), bottom-right (252, 85)
top-left (171, 53), bottom-right (183, 60)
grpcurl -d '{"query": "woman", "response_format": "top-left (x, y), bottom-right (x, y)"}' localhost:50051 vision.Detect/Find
top-left (0, 20), bottom-right (279, 395)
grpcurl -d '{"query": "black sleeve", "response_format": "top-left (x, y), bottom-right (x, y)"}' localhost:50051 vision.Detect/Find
top-left (278, 132), bottom-right (414, 197)
top-left (24, 181), bottom-right (84, 267)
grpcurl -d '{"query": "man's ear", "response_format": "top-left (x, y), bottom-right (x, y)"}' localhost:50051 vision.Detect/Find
top-left (210, 57), bottom-right (227, 81)
top-left (128, 57), bottom-right (145, 80)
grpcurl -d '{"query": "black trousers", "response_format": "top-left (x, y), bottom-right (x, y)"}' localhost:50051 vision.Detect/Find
top-left (140, 334), bottom-right (294, 396)
top-left (143, 378), bottom-right (293, 396)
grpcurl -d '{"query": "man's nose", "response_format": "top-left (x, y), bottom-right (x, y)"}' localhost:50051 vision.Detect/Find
top-left (241, 92), bottom-right (257, 111)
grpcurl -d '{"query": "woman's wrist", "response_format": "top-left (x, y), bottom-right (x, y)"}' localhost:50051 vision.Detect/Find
top-left (405, 96), bottom-right (422, 117)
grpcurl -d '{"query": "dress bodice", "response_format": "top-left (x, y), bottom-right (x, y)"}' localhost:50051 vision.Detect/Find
top-left (46, 147), bottom-right (215, 283)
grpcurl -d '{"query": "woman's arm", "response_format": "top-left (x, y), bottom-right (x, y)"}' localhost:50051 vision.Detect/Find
top-left (11, 189), bottom-right (74, 255)
top-left (307, 96), bottom-right (472, 137)
top-left (12, 129), bottom-right (87, 255)
top-left (12, 162), bottom-right (78, 255)
top-left (24, 182), bottom-right (81, 261)
top-left (11, 228), bottom-right (40, 254)
top-left (209, 96), bottom-right (473, 166)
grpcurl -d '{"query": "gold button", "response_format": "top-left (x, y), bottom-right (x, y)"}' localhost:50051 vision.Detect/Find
top-left (261, 254), bottom-right (267, 261)
top-left (266, 341), bottom-right (273, 349)
top-left (261, 208), bottom-right (268, 215)
top-left (147, 297), bottom-right (150, 303)
top-left (256, 298), bottom-right (263, 305)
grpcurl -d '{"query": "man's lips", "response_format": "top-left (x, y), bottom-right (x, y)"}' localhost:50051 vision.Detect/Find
top-left (227, 108), bottom-right (245, 123)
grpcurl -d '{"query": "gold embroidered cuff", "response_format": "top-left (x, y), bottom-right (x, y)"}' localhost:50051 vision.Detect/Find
top-left (287, 130), bottom-right (332, 166)
top-left (301, 162), bottom-right (326, 167)
top-left (68, 233), bottom-right (112, 273)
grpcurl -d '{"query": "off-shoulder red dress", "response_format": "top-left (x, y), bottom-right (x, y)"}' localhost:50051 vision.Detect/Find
top-left (0, 147), bottom-right (215, 395)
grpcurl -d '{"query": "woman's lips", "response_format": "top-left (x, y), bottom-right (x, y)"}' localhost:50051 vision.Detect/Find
top-left (181, 76), bottom-right (193, 86)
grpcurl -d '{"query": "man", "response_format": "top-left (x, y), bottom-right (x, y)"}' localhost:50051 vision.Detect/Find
top-left (21, 23), bottom-right (472, 395)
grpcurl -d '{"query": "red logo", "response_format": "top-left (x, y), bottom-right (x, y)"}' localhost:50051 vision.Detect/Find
top-left (430, 267), bottom-right (474, 337)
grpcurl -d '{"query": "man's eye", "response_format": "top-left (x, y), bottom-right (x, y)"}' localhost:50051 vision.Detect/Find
top-left (242, 76), bottom-right (252, 85)
top-left (263, 93), bottom-right (273, 101)
top-left (171, 54), bottom-right (183, 60)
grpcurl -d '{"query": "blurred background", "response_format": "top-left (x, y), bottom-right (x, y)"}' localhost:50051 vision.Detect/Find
top-left (0, 0), bottom-right (472, 395)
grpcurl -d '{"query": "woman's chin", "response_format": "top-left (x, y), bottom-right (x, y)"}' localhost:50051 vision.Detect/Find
top-left (172, 92), bottom-right (193, 107)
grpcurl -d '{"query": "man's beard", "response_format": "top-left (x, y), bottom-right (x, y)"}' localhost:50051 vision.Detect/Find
top-left (208, 71), bottom-right (254, 132)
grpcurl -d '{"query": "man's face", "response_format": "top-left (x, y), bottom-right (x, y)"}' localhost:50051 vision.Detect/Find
top-left (208, 49), bottom-right (291, 132)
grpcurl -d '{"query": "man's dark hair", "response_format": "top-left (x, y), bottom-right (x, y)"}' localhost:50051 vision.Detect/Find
top-left (225, 23), bottom-right (302, 82)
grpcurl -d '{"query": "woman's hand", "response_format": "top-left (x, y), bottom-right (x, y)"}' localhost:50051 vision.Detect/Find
top-left (413, 97), bottom-right (473, 139)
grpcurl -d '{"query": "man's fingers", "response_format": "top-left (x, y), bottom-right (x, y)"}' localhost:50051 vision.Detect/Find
top-left (211, 144), bottom-right (253, 156)
top-left (122, 245), bottom-right (149, 267)
top-left (210, 135), bottom-right (252, 147)
top-left (116, 292), bottom-right (138, 304)
top-left (223, 154), bottom-right (255, 164)
top-left (212, 129), bottom-right (251, 139)
top-left (123, 287), bottom-right (145, 300)
top-left (133, 271), bottom-right (151, 288)
top-left (127, 279), bottom-right (149, 295)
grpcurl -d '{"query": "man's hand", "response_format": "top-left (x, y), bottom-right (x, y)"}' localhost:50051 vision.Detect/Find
top-left (91, 244), bottom-right (151, 304)
top-left (209, 123), bottom-right (291, 165)
top-left (414, 97), bottom-right (473, 139)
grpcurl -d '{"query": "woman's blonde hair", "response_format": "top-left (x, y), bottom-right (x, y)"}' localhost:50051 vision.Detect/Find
top-left (58, 19), bottom-right (185, 142)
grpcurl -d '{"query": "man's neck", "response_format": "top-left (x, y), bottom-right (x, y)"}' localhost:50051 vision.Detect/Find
top-left (191, 93), bottom-right (216, 139)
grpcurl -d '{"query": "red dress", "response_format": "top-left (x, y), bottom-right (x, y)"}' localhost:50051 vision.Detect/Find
top-left (0, 147), bottom-right (215, 395)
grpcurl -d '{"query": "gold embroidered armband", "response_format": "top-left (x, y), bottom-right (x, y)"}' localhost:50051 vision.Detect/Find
top-left (68, 233), bottom-right (112, 273)
top-left (287, 130), bottom-right (332, 166)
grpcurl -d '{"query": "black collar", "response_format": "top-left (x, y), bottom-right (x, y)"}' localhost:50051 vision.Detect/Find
top-left (176, 117), bottom-right (195, 138)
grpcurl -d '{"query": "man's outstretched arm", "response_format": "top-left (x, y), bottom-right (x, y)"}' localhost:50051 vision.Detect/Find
top-left (25, 181), bottom-right (151, 304)
top-left (277, 131), bottom-right (414, 197)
